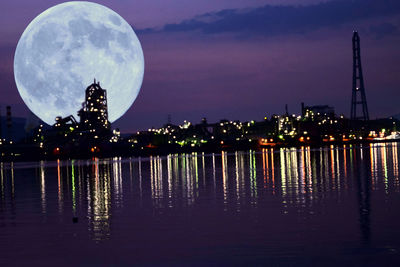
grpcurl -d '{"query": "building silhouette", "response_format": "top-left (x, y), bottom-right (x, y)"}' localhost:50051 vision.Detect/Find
top-left (301, 103), bottom-right (335, 119)
top-left (78, 79), bottom-right (110, 133)
top-left (351, 31), bottom-right (369, 121)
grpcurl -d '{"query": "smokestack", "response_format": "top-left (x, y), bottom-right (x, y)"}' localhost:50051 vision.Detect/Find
top-left (6, 106), bottom-right (12, 140)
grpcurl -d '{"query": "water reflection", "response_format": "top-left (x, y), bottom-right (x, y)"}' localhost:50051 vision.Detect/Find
top-left (40, 161), bottom-right (46, 213)
top-left (249, 150), bottom-right (257, 205)
top-left (354, 146), bottom-right (371, 244)
top-left (150, 155), bottom-right (163, 208)
top-left (235, 151), bottom-right (245, 211)
top-left (393, 143), bottom-right (400, 191)
top-left (222, 151), bottom-right (228, 207)
top-left (57, 160), bottom-right (63, 213)
top-left (87, 158), bottom-right (112, 241)
top-left (113, 157), bottom-right (123, 206)
top-left (1, 163), bottom-right (4, 202)
top-left (0, 143), bottom-right (399, 244)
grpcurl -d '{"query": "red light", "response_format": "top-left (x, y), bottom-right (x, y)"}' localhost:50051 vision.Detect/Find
top-left (53, 147), bottom-right (60, 155)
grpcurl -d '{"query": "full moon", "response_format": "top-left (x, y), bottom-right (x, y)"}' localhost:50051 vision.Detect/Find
top-left (14, 1), bottom-right (144, 125)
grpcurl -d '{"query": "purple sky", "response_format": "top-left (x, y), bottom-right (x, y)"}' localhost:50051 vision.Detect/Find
top-left (1, 0), bottom-right (400, 132)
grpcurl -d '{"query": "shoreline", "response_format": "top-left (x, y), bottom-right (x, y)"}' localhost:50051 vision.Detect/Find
top-left (1, 138), bottom-right (399, 163)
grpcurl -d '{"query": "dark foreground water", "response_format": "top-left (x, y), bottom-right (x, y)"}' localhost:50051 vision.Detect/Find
top-left (1, 143), bottom-right (400, 266)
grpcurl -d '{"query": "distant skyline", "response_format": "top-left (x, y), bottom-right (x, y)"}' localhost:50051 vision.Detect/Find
top-left (1, 0), bottom-right (400, 132)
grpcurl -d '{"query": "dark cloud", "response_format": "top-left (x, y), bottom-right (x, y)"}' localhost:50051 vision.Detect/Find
top-left (139, 0), bottom-right (400, 36)
top-left (370, 22), bottom-right (398, 39)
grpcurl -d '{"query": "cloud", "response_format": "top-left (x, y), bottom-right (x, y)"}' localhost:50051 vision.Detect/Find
top-left (139, 0), bottom-right (400, 37)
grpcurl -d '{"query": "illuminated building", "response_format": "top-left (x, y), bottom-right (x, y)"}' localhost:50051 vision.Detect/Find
top-left (301, 103), bottom-right (335, 120)
top-left (78, 79), bottom-right (111, 133)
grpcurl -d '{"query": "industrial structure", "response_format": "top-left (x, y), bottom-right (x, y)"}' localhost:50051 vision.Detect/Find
top-left (46, 79), bottom-right (114, 156)
top-left (78, 79), bottom-right (110, 133)
top-left (1, 33), bottom-right (399, 161)
top-left (53, 79), bottom-right (111, 136)
top-left (351, 31), bottom-right (369, 121)
top-left (301, 103), bottom-right (335, 119)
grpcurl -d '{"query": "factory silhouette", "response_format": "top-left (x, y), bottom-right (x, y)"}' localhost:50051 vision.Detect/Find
top-left (47, 78), bottom-right (116, 155)
top-left (0, 32), bottom-right (399, 161)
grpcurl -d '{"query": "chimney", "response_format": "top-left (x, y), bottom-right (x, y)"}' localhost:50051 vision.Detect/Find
top-left (6, 106), bottom-right (12, 140)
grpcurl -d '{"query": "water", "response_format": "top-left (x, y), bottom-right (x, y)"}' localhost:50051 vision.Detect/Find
top-left (1, 143), bottom-right (400, 266)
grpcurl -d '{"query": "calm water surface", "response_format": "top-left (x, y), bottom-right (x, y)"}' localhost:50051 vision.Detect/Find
top-left (1, 143), bottom-right (400, 266)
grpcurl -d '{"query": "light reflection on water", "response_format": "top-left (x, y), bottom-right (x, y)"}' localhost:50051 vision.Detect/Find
top-left (1, 143), bottom-right (400, 265)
